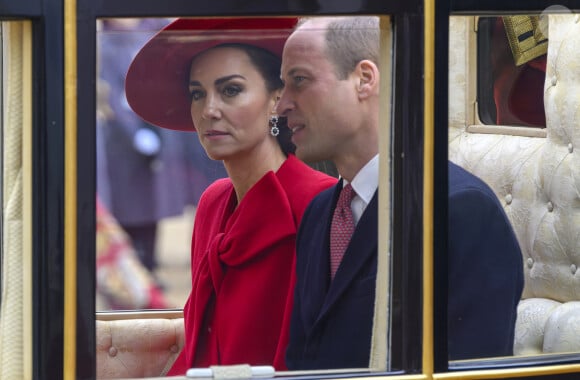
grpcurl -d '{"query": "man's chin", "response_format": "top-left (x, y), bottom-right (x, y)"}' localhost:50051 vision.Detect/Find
top-left (294, 147), bottom-right (320, 164)
top-left (294, 147), bottom-right (310, 162)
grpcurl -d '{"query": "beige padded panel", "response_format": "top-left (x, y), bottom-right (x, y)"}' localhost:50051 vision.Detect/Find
top-left (0, 22), bottom-right (26, 379)
top-left (449, 15), bottom-right (580, 356)
top-left (96, 318), bottom-right (185, 379)
top-left (370, 15), bottom-right (393, 372)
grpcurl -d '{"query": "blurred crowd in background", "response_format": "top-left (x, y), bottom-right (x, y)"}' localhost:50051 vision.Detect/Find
top-left (95, 18), bottom-right (227, 310)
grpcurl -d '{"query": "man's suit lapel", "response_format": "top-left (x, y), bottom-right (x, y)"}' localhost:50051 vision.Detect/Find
top-left (301, 184), bottom-right (339, 329)
top-left (317, 190), bottom-right (378, 322)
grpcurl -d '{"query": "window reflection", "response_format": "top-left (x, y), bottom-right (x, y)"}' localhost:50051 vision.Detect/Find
top-left (479, 16), bottom-right (547, 127)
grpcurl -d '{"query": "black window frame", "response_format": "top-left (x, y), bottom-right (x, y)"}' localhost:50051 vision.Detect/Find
top-left (0, 0), bottom-right (67, 378)
top-left (16, 0), bottom-right (580, 378)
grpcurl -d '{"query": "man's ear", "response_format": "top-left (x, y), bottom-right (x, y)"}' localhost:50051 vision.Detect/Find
top-left (355, 59), bottom-right (379, 99)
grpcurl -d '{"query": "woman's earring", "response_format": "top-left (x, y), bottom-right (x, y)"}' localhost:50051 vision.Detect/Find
top-left (269, 116), bottom-right (280, 137)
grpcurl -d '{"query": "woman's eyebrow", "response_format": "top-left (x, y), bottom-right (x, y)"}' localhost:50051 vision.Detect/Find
top-left (189, 74), bottom-right (246, 88)
top-left (214, 74), bottom-right (246, 85)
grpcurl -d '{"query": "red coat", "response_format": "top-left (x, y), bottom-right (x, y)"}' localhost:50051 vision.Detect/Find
top-left (167, 155), bottom-right (336, 375)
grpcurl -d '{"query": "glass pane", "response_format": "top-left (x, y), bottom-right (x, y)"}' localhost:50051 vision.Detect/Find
top-left (477, 16), bottom-right (547, 128)
top-left (94, 15), bottom-right (396, 379)
top-left (449, 11), bottom-right (580, 365)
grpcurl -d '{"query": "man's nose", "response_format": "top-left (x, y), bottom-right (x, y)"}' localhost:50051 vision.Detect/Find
top-left (275, 89), bottom-right (294, 116)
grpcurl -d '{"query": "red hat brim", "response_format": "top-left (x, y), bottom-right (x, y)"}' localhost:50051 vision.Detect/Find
top-left (125, 17), bottom-right (298, 131)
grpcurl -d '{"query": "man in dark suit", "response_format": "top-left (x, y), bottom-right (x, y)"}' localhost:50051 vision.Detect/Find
top-left (447, 161), bottom-right (523, 360)
top-left (276, 16), bottom-right (523, 369)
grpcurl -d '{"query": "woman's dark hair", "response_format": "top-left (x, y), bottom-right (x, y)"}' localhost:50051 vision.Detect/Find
top-left (209, 43), bottom-right (295, 155)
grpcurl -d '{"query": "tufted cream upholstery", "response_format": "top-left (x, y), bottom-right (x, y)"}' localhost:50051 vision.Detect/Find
top-left (449, 14), bottom-right (580, 356)
top-left (96, 314), bottom-right (185, 379)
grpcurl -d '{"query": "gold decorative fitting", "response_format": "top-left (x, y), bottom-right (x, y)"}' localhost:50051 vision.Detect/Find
top-left (502, 15), bottom-right (548, 66)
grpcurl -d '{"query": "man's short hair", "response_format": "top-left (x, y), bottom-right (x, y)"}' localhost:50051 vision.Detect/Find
top-left (325, 16), bottom-right (380, 79)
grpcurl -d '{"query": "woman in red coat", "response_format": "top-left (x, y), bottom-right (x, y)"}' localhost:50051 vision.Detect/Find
top-left (125, 17), bottom-right (336, 375)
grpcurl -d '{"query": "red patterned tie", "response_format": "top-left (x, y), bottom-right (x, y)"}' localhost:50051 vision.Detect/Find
top-left (330, 183), bottom-right (356, 279)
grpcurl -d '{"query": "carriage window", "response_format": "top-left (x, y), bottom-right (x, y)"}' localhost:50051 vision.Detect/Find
top-left (476, 16), bottom-right (547, 128)
top-left (94, 15), bottom-right (397, 377)
top-left (449, 12), bottom-right (580, 366)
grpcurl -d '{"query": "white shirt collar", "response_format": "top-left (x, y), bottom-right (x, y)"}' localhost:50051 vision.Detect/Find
top-left (349, 154), bottom-right (379, 204)
top-left (340, 154), bottom-right (379, 224)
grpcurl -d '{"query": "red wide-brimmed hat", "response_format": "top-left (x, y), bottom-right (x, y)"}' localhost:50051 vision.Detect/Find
top-left (125, 17), bottom-right (297, 131)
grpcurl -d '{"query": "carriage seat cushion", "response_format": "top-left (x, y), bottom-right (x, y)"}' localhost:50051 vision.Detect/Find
top-left (96, 318), bottom-right (185, 379)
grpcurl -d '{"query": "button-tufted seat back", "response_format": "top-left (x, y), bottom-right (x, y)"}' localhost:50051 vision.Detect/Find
top-left (96, 314), bottom-right (184, 379)
top-left (449, 14), bottom-right (580, 356)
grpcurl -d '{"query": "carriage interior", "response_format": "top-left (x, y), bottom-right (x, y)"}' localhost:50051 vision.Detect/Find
top-left (448, 13), bottom-right (580, 357)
